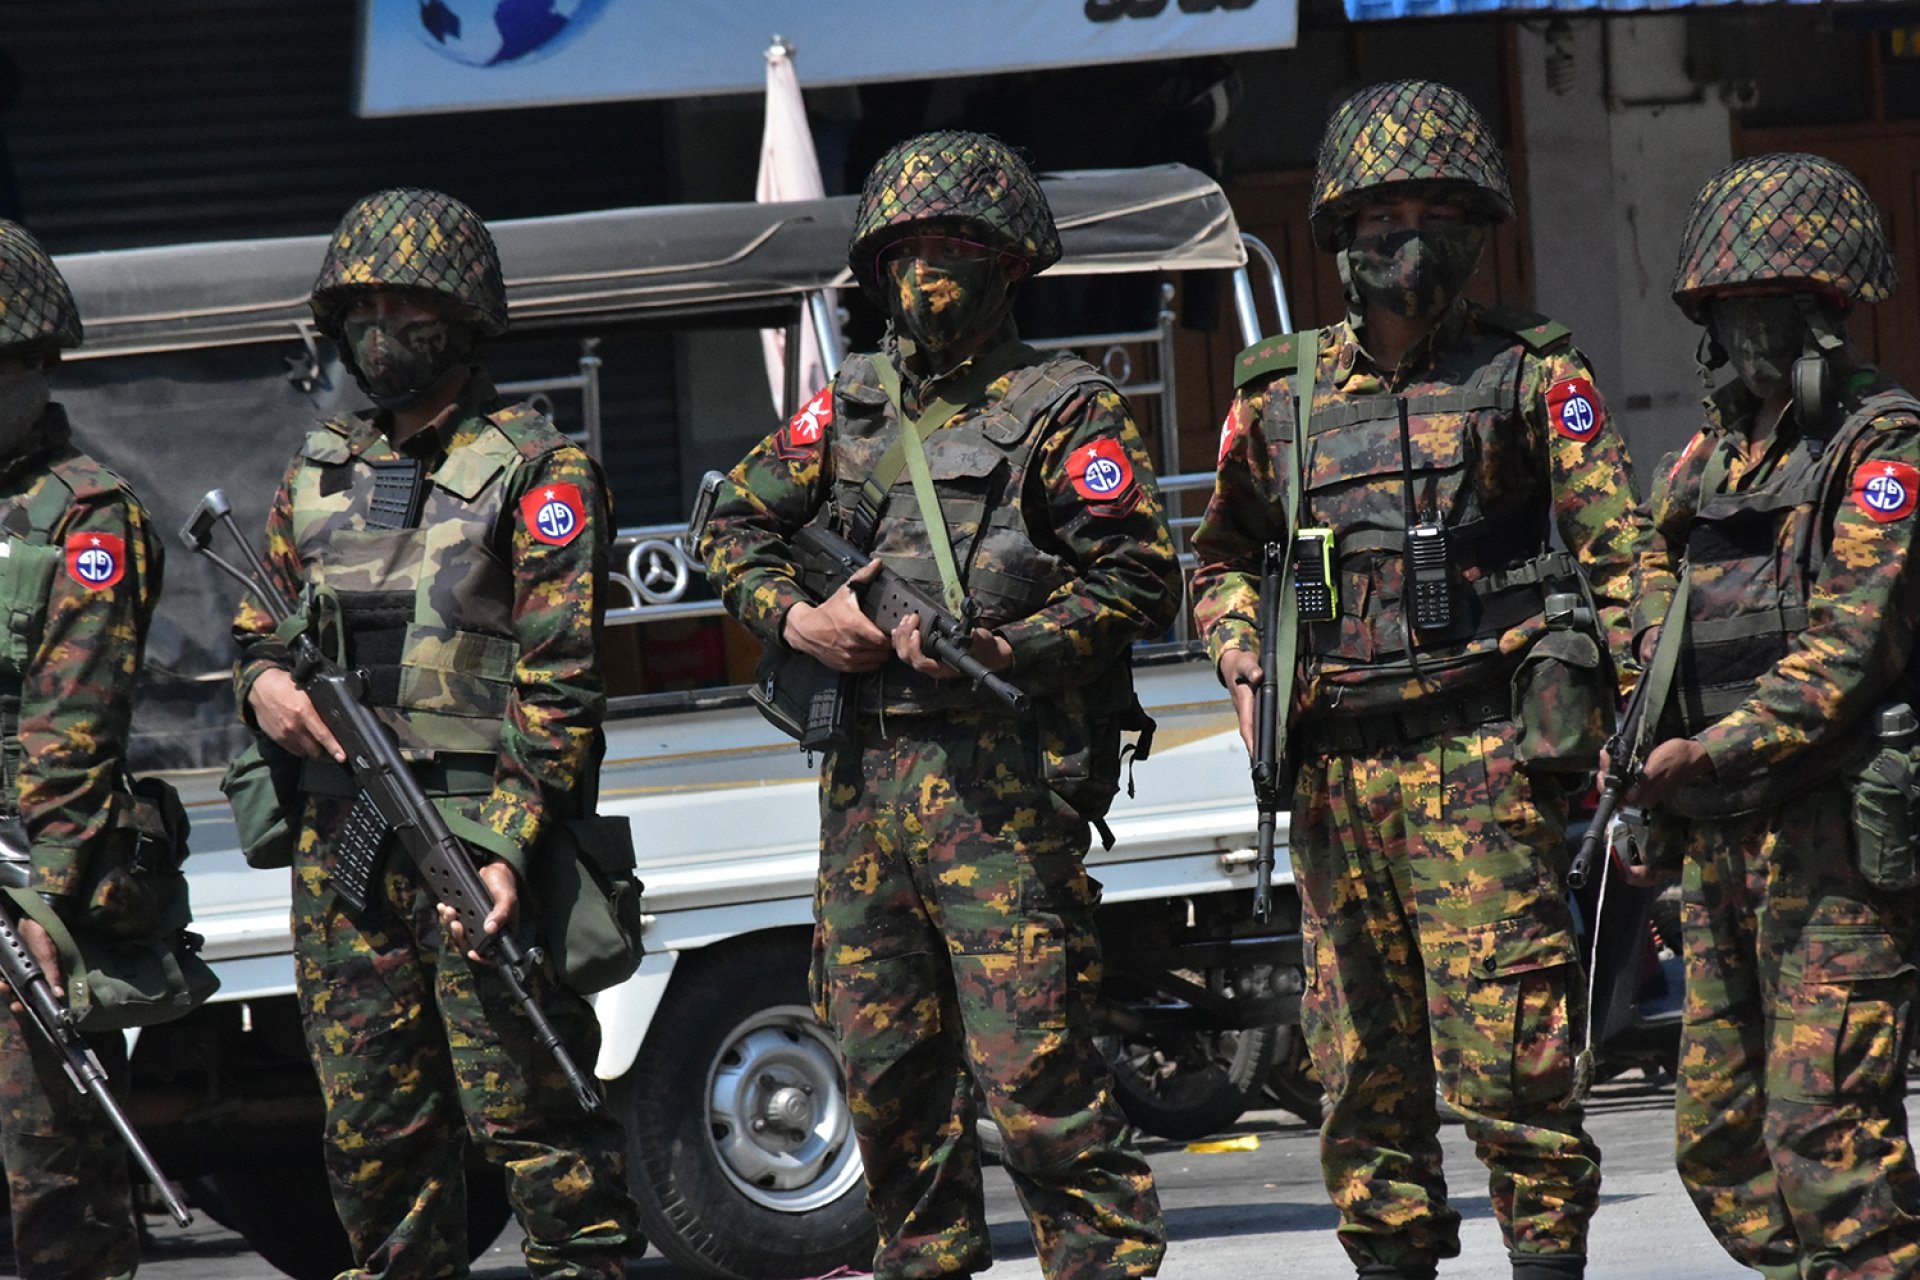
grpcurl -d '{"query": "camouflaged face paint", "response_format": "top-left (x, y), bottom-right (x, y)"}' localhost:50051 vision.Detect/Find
top-left (344, 311), bottom-right (470, 410)
top-left (0, 370), bottom-right (50, 457)
top-left (1708, 296), bottom-right (1806, 398)
top-left (1344, 223), bottom-right (1486, 320)
top-left (884, 248), bottom-right (1011, 353)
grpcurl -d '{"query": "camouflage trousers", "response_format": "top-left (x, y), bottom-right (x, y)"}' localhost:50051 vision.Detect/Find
top-left (1292, 720), bottom-right (1599, 1276)
top-left (0, 1007), bottom-right (135, 1280)
top-left (815, 714), bottom-right (1166, 1280)
top-left (1672, 780), bottom-right (1920, 1280)
top-left (292, 796), bottom-right (638, 1280)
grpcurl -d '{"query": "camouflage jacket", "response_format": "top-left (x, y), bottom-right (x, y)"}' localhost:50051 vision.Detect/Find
top-left (1191, 299), bottom-right (1655, 711)
top-left (700, 330), bottom-right (1182, 707)
top-left (1642, 367), bottom-right (1920, 793)
top-left (0, 406), bottom-right (160, 897)
top-left (232, 370), bottom-right (609, 873)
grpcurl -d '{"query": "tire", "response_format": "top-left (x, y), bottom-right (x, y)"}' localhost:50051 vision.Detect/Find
top-left (1097, 966), bottom-right (1284, 1142)
top-left (1260, 1024), bottom-right (1324, 1126)
top-left (612, 934), bottom-right (875, 1280)
top-left (189, 1148), bottom-right (514, 1280)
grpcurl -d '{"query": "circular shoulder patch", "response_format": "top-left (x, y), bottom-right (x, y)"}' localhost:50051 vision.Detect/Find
top-left (65, 531), bottom-right (126, 590)
top-left (1547, 376), bottom-right (1604, 442)
top-left (519, 481), bottom-right (588, 546)
top-left (1068, 438), bottom-right (1137, 502)
top-left (1852, 459), bottom-right (1920, 523)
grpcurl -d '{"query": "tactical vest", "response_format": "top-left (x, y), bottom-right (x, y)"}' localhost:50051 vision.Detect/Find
top-left (828, 346), bottom-right (1113, 715)
top-left (1241, 311), bottom-right (1582, 716)
top-left (0, 414), bottom-right (133, 814)
top-left (1665, 387), bottom-right (1920, 816)
top-left (290, 402), bottom-right (566, 760)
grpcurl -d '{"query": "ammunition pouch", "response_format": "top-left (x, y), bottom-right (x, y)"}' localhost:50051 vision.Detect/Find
top-left (1037, 673), bottom-right (1156, 847)
top-left (1850, 739), bottom-right (1920, 893)
top-left (749, 643), bottom-right (851, 751)
top-left (1512, 628), bottom-right (1615, 774)
top-left (221, 735), bottom-right (304, 870)
top-left (530, 815), bottom-right (645, 994)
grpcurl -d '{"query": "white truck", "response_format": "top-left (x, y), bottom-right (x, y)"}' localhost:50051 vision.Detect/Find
top-left (51, 166), bottom-right (1304, 1280)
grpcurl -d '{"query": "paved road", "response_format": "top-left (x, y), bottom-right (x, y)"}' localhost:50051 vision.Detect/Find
top-left (88, 1070), bottom-right (1808, 1279)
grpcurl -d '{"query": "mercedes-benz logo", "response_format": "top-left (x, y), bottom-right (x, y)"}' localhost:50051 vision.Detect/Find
top-left (630, 538), bottom-right (690, 605)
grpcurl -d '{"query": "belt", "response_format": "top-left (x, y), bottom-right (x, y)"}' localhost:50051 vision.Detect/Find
top-left (1299, 690), bottom-right (1510, 756)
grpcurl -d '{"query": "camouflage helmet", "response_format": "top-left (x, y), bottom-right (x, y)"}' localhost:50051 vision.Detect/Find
top-left (1309, 80), bottom-right (1515, 251)
top-left (309, 188), bottom-right (508, 339)
top-left (0, 221), bottom-right (81, 356)
top-left (1671, 153), bottom-right (1896, 321)
top-left (848, 130), bottom-right (1061, 297)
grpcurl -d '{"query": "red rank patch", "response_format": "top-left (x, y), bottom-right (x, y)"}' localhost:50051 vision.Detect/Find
top-left (1852, 460), bottom-right (1920, 523)
top-left (1069, 438), bottom-right (1136, 504)
top-left (776, 386), bottom-right (832, 459)
top-left (64, 531), bottom-right (124, 590)
top-left (1547, 377), bottom-right (1604, 442)
top-left (519, 482), bottom-right (586, 546)
top-left (1217, 411), bottom-right (1238, 464)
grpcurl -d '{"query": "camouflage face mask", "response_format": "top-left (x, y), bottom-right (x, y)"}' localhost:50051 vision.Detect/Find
top-left (883, 245), bottom-right (1012, 354)
top-left (1344, 223), bottom-right (1486, 319)
top-left (1707, 297), bottom-right (1807, 398)
top-left (344, 310), bottom-right (471, 410)
top-left (0, 369), bottom-right (50, 458)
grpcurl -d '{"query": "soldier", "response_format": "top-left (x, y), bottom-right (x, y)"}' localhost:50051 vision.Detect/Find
top-left (0, 221), bottom-right (163, 1280)
top-left (1636, 153), bottom-right (1920, 1277)
top-left (700, 130), bottom-right (1176, 1280)
top-left (1191, 81), bottom-right (1655, 1280)
top-left (230, 189), bottom-right (638, 1280)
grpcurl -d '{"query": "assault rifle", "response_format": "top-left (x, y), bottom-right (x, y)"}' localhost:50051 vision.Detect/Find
top-left (0, 893), bottom-right (193, 1225)
top-left (181, 489), bottom-right (603, 1113)
top-left (1249, 540), bottom-right (1287, 921)
top-left (793, 526), bottom-right (1029, 715)
top-left (1568, 654), bottom-right (1660, 890)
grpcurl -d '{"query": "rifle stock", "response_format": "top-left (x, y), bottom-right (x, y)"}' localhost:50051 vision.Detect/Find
top-left (0, 895), bottom-right (193, 1226)
top-left (1250, 540), bottom-right (1287, 920)
top-left (182, 490), bottom-right (604, 1114)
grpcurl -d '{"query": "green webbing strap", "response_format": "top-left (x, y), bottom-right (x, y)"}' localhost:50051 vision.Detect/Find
top-left (1628, 568), bottom-right (1689, 764)
top-left (1271, 329), bottom-right (1320, 753)
top-left (866, 346), bottom-right (1025, 617)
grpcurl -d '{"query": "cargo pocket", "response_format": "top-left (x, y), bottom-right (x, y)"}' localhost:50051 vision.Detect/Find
top-left (1772, 926), bottom-right (1917, 1105)
top-left (827, 950), bottom-right (945, 1076)
top-left (1453, 914), bottom-right (1580, 1112)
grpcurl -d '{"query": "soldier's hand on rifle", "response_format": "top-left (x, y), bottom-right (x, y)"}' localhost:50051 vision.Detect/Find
top-left (890, 614), bottom-right (1013, 679)
top-left (1637, 624), bottom-right (1661, 666)
top-left (2, 916), bottom-right (62, 1012)
top-left (1219, 648), bottom-right (1263, 755)
top-left (1628, 737), bottom-right (1712, 810)
top-left (783, 560), bottom-right (891, 672)
top-left (440, 860), bottom-right (519, 964)
top-left (249, 668), bottom-right (346, 762)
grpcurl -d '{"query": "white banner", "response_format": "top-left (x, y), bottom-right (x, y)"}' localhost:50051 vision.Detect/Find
top-left (358, 0), bottom-right (1298, 117)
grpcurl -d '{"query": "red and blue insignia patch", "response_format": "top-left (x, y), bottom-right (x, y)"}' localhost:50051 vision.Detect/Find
top-left (519, 482), bottom-right (587, 546)
top-left (1852, 460), bottom-right (1920, 523)
top-left (1068, 438), bottom-right (1138, 508)
top-left (776, 386), bottom-right (833, 460)
top-left (1547, 377), bottom-right (1604, 442)
top-left (65, 532), bottom-right (124, 590)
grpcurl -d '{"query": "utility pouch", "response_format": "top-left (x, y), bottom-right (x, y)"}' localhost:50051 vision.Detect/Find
top-left (1038, 682), bottom-right (1157, 842)
top-left (531, 815), bottom-right (645, 994)
top-left (1512, 627), bottom-right (1614, 774)
top-left (219, 735), bottom-right (304, 870)
top-left (1291, 528), bottom-right (1337, 621)
top-left (1850, 736), bottom-right (1920, 893)
top-left (7, 885), bottom-right (218, 1032)
top-left (1407, 523), bottom-right (1453, 631)
top-left (81, 777), bottom-right (193, 940)
top-left (749, 644), bottom-right (852, 752)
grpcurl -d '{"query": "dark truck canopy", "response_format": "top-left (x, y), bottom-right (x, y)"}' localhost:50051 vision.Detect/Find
top-left (48, 164), bottom-right (1244, 768)
top-left (58, 164), bottom-right (1244, 358)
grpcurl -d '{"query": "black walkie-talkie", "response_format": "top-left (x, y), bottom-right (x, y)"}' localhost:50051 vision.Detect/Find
top-left (1398, 399), bottom-right (1453, 631)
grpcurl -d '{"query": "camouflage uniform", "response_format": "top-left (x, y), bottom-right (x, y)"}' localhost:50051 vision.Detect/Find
top-left (702, 132), bottom-right (1175, 1280)
top-left (1648, 153), bottom-right (1920, 1279)
top-left (231, 190), bottom-right (636, 1280)
top-left (0, 222), bottom-right (161, 1280)
top-left (1191, 83), bottom-right (1655, 1280)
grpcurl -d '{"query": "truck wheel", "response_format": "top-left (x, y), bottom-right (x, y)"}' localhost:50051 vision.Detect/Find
top-left (613, 937), bottom-right (875, 1280)
top-left (189, 1151), bottom-right (514, 1280)
top-left (1260, 1024), bottom-right (1325, 1126)
top-left (1098, 967), bottom-right (1284, 1141)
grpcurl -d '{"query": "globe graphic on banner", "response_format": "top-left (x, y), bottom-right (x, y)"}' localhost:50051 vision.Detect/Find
top-left (413, 0), bottom-right (612, 67)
